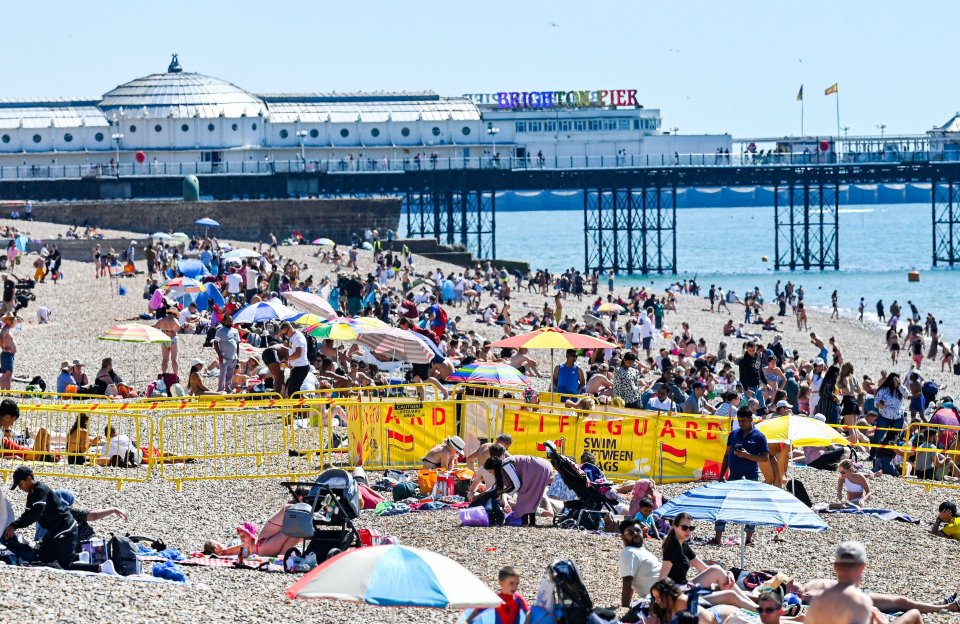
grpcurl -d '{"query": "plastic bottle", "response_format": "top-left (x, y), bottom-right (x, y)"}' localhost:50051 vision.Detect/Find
top-left (445, 471), bottom-right (456, 497)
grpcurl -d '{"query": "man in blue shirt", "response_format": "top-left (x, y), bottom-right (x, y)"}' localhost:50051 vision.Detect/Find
top-left (711, 406), bottom-right (769, 546)
top-left (56, 361), bottom-right (77, 394)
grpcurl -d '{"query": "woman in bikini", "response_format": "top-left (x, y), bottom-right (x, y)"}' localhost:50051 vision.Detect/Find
top-left (830, 458), bottom-right (871, 508)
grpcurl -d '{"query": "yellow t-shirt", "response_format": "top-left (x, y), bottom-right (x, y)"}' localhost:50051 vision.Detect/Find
top-left (942, 517), bottom-right (960, 540)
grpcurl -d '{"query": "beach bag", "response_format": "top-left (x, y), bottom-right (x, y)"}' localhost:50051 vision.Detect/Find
top-left (417, 469), bottom-right (438, 495)
top-left (148, 289), bottom-right (165, 311)
top-left (953, 363), bottom-right (960, 376)
top-left (282, 503), bottom-right (316, 539)
top-left (451, 468), bottom-right (474, 498)
top-left (107, 535), bottom-right (141, 576)
top-left (459, 506), bottom-right (489, 527)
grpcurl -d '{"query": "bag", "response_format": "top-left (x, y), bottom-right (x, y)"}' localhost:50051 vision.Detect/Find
top-left (107, 535), bottom-right (141, 576)
top-left (357, 528), bottom-right (384, 546)
top-left (459, 506), bottom-right (490, 527)
top-left (436, 305), bottom-right (448, 326)
top-left (785, 478), bottom-right (813, 508)
top-left (953, 362), bottom-right (960, 376)
top-left (306, 334), bottom-right (319, 363)
top-left (108, 450), bottom-right (140, 469)
top-left (282, 502), bottom-right (316, 539)
top-left (548, 559), bottom-right (593, 624)
top-left (392, 481), bottom-right (417, 502)
top-left (417, 469), bottom-right (438, 495)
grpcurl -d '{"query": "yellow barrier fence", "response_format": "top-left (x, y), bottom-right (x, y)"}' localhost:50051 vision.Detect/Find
top-left (902, 422), bottom-right (960, 491)
top-left (0, 406), bottom-right (154, 490)
top-left (292, 382), bottom-right (439, 402)
top-left (157, 407), bottom-right (327, 490)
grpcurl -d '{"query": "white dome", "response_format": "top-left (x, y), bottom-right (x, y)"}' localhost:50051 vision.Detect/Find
top-left (99, 57), bottom-right (266, 119)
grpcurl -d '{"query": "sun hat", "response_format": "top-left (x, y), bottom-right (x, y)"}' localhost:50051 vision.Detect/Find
top-left (59, 360), bottom-right (72, 371)
top-left (190, 358), bottom-right (204, 370)
top-left (775, 400), bottom-right (792, 409)
top-left (446, 435), bottom-right (465, 453)
top-left (236, 522), bottom-right (258, 540)
top-left (71, 359), bottom-right (84, 367)
top-left (813, 357), bottom-right (825, 366)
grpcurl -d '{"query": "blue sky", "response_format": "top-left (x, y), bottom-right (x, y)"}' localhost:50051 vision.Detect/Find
top-left (4, 1), bottom-right (955, 137)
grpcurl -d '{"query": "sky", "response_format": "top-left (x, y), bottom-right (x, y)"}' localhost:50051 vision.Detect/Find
top-left (3, 1), bottom-right (957, 138)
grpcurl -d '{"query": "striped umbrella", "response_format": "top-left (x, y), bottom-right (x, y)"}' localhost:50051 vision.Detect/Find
top-left (447, 362), bottom-right (530, 387)
top-left (595, 302), bottom-right (626, 314)
top-left (304, 316), bottom-right (388, 341)
top-left (283, 290), bottom-right (337, 320)
top-left (654, 479), bottom-right (827, 567)
top-left (222, 248), bottom-right (261, 260)
top-left (489, 327), bottom-right (617, 350)
top-left (287, 312), bottom-right (327, 327)
top-left (98, 324), bottom-right (171, 344)
top-left (356, 328), bottom-right (435, 364)
top-left (286, 545), bottom-right (502, 609)
top-left (312, 238), bottom-right (336, 247)
top-left (162, 276), bottom-right (204, 294)
top-left (231, 300), bottom-right (299, 324)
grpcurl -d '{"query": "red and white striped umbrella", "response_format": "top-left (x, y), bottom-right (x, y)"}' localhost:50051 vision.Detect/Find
top-left (283, 291), bottom-right (337, 320)
top-left (356, 328), bottom-right (435, 364)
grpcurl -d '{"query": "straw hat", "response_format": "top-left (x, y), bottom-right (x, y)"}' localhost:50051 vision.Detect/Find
top-left (446, 435), bottom-right (465, 453)
top-left (59, 361), bottom-right (71, 371)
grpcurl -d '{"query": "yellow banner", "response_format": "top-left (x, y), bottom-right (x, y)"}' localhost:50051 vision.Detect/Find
top-left (345, 401), bottom-right (458, 469)
top-left (499, 406), bottom-right (579, 457)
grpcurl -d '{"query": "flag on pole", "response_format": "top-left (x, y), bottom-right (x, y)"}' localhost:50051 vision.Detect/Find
top-left (386, 428), bottom-right (414, 452)
top-left (660, 442), bottom-right (688, 465)
top-left (824, 83), bottom-right (838, 96)
top-left (796, 85), bottom-right (803, 101)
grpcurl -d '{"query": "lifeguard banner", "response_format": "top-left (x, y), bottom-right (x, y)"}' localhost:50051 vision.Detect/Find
top-left (345, 401), bottom-right (458, 469)
top-left (498, 405), bottom-right (580, 457)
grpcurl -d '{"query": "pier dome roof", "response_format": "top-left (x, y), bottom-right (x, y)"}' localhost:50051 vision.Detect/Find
top-left (99, 54), bottom-right (267, 119)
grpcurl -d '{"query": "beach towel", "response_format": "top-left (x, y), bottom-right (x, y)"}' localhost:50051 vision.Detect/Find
top-left (813, 504), bottom-right (918, 524)
top-left (359, 483), bottom-right (386, 509)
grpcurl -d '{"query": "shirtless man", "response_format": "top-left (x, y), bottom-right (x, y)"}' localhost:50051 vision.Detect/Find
top-left (421, 436), bottom-right (464, 471)
top-left (803, 541), bottom-right (949, 623)
top-left (584, 366), bottom-right (614, 397)
top-left (0, 313), bottom-right (16, 391)
top-left (154, 306), bottom-right (182, 376)
top-left (509, 348), bottom-right (542, 377)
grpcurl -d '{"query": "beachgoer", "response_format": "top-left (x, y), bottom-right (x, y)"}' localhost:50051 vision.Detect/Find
top-left (552, 349), bottom-right (585, 396)
top-left (4, 466), bottom-right (78, 568)
top-left (619, 518), bottom-right (662, 612)
top-left (0, 312), bottom-right (17, 391)
top-left (421, 435), bottom-right (465, 471)
top-left (480, 452), bottom-right (554, 526)
top-left (213, 314), bottom-right (240, 393)
top-left (613, 352), bottom-right (643, 409)
top-left (495, 566), bottom-right (530, 624)
top-left (713, 407), bottom-right (769, 545)
top-left (831, 459), bottom-right (871, 508)
top-left (931, 501), bottom-right (960, 540)
top-left (154, 305), bottom-right (181, 376)
top-left (279, 321), bottom-right (310, 398)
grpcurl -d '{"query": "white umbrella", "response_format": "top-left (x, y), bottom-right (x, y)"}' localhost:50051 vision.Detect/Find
top-left (283, 290), bottom-right (337, 320)
top-left (223, 248), bottom-right (261, 260)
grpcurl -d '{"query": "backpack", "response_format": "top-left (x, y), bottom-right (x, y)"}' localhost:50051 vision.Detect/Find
top-left (306, 334), bottom-right (319, 363)
top-left (436, 305), bottom-right (448, 326)
top-left (548, 559), bottom-right (593, 624)
top-left (107, 535), bottom-right (141, 576)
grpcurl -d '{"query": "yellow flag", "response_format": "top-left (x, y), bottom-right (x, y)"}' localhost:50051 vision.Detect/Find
top-left (824, 83), bottom-right (838, 96)
top-left (796, 85), bottom-right (803, 101)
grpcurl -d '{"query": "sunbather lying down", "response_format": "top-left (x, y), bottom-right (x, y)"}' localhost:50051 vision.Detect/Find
top-left (791, 579), bottom-right (959, 616)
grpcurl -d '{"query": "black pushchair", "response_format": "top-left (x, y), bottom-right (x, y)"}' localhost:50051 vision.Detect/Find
top-left (279, 468), bottom-right (362, 569)
top-left (543, 441), bottom-right (616, 530)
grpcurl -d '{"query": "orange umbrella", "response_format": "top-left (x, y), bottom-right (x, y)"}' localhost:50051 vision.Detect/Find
top-left (489, 327), bottom-right (617, 350)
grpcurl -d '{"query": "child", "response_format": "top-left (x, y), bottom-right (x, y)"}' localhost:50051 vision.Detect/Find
top-left (495, 566), bottom-right (529, 624)
top-left (633, 497), bottom-right (660, 539)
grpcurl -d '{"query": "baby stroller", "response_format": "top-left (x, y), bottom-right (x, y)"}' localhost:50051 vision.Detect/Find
top-left (279, 468), bottom-right (362, 569)
top-left (543, 441), bottom-right (616, 530)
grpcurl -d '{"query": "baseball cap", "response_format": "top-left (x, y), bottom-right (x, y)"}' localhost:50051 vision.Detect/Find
top-left (775, 400), bottom-right (792, 409)
top-left (10, 465), bottom-right (33, 490)
top-left (813, 357), bottom-right (825, 366)
top-left (692, 381), bottom-right (706, 390)
top-left (834, 541), bottom-right (868, 565)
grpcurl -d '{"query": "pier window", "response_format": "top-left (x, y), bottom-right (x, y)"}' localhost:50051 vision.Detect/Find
top-left (369, 128), bottom-right (379, 138)
top-left (401, 127), bottom-right (410, 137)
top-left (432, 127), bottom-right (441, 136)
top-left (528, 121), bottom-right (542, 132)
top-left (154, 124), bottom-right (162, 133)
top-left (231, 123), bottom-right (239, 131)
top-left (128, 125), bottom-right (137, 133)
top-left (340, 129), bottom-right (349, 138)
top-left (544, 121), bottom-right (556, 132)
top-left (461, 126), bottom-right (471, 136)
top-left (32, 134), bottom-right (41, 144)
top-left (560, 120), bottom-right (572, 132)
top-left (516, 122), bottom-right (527, 133)
top-left (619, 119), bottom-right (630, 130)
top-left (251, 123), bottom-right (258, 131)
top-left (207, 123), bottom-right (215, 132)
top-left (94, 132), bottom-right (104, 142)
top-left (63, 133), bottom-right (73, 143)
top-left (181, 124), bottom-right (190, 133)
top-left (310, 129), bottom-right (320, 138)
top-left (574, 120), bottom-right (587, 132)
top-left (279, 129), bottom-right (289, 139)
top-left (1, 135), bottom-right (8, 144)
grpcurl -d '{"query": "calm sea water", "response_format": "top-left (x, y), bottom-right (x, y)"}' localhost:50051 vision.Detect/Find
top-left (485, 203), bottom-right (960, 339)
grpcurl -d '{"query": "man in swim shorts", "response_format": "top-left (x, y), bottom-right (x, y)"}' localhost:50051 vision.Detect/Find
top-left (0, 313), bottom-right (16, 391)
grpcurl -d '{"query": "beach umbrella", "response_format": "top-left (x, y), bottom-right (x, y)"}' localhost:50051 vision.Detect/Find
top-left (194, 282), bottom-right (225, 310)
top-left (361, 241), bottom-right (373, 251)
top-left (287, 312), bottom-right (326, 326)
top-left (170, 232), bottom-right (190, 246)
top-left (654, 480), bottom-right (827, 568)
top-left (312, 238), bottom-right (336, 247)
top-left (14, 235), bottom-right (29, 253)
top-left (194, 217), bottom-right (220, 228)
top-left (283, 290), bottom-right (337, 320)
top-left (490, 327), bottom-right (617, 351)
top-left (305, 320), bottom-right (365, 341)
top-left (223, 248), bottom-right (260, 260)
top-left (98, 324), bottom-right (171, 344)
top-left (151, 232), bottom-right (172, 241)
top-left (756, 415), bottom-right (849, 447)
top-left (594, 302), bottom-right (626, 314)
top-left (447, 361), bottom-right (530, 387)
top-left (356, 328), bottom-right (435, 364)
top-left (232, 300), bottom-right (299, 324)
top-left (163, 276), bottom-right (204, 295)
top-left (286, 545), bottom-right (502, 610)
top-left (176, 259), bottom-right (210, 280)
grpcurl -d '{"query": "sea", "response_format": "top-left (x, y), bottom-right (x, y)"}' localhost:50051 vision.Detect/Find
top-left (487, 203), bottom-right (960, 340)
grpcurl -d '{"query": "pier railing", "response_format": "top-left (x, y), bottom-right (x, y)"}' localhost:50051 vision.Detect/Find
top-left (1, 150), bottom-right (956, 181)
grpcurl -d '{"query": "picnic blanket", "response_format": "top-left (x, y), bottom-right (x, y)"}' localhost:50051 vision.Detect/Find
top-left (813, 504), bottom-right (918, 524)
top-left (0, 562), bottom-right (208, 588)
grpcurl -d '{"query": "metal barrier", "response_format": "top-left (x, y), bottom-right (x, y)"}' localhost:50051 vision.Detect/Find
top-left (292, 382), bottom-right (440, 402)
top-left (902, 422), bottom-right (960, 492)
top-left (157, 407), bottom-right (326, 491)
top-left (0, 406), bottom-right (154, 490)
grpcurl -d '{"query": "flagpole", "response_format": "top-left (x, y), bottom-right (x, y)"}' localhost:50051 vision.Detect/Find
top-left (835, 90), bottom-right (841, 158)
top-left (801, 97), bottom-right (805, 137)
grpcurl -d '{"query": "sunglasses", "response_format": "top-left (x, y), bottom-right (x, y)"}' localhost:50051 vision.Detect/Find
top-left (757, 607), bottom-right (779, 614)
top-left (624, 528), bottom-right (642, 535)
top-left (677, 524), bottom-right (696, 531)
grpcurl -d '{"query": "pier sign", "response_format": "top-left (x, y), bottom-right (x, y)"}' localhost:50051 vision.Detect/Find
top-left (464, 90), bottom-right (639, 109)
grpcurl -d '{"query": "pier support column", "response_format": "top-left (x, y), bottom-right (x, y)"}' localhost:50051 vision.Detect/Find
top-left (584, 185), bottom-right (676, 275)
top-left (403, 189), bottom-right (496, 260)
top-left (933, 180), bottom-right (960, 267)
top-left (774, 180), bottom-right (839, 271)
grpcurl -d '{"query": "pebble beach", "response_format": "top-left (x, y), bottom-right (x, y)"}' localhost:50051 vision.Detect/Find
top-left (0, 218), bottom-right (958, 624)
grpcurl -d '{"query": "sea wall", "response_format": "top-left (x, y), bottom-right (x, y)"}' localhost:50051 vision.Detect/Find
top-left (31, 198), bottom-right (401, 243)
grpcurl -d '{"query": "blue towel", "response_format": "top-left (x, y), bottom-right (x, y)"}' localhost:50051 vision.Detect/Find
top-left (817, 505), bottom-right (918, 524)
top-left (151, 560), bottom-right (187, 583)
